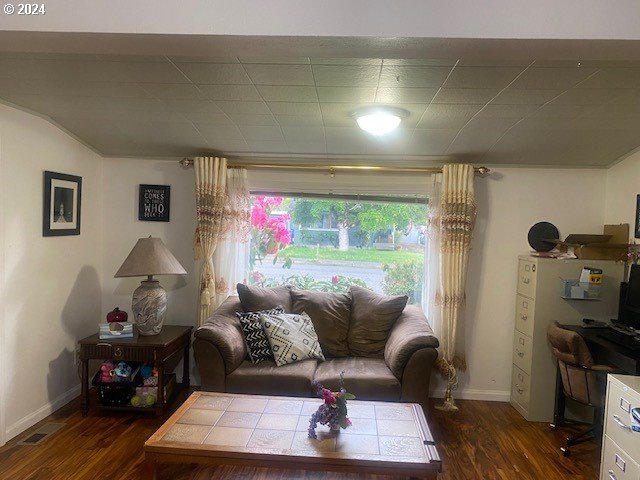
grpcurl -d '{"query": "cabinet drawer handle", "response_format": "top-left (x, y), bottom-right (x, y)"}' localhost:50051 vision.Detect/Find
top-left (516, 349), bottom-right (524, 358)
top-left (532, 265), bottom-right (536, 272)
top-left (96, 342), bottom-right (112, 347)
top-left (612, 415), bottom-right (631, 430)
top-left (620, 397), bottom-right (631, 413)
top-left (114, 347), bottom-right (123, 358)
top-left (522, 277), bottom-right (530, 284)
top-left (608, 470), bottom-right (616, 480)
top-left (615, 454), bottom-right (626, 472)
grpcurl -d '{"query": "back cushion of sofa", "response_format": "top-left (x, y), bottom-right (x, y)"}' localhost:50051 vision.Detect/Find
top-left (291, 289), bottom-right (351, 357)
top-left (348, 286), bottom-right (408, 357)
top-left (237, 283), bottom-right (293, 312)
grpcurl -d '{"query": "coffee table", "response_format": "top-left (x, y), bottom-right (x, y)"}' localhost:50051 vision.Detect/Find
top-left (144, 391), bottom-right (441, 479)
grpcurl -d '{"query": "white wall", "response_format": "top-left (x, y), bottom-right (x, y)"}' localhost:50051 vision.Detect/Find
top-left (444, 167), bottom-right (607, 401)
top-left (604, 151), bottom-right (640, 237)
top-left (0, 103), bottom-right (103, 441)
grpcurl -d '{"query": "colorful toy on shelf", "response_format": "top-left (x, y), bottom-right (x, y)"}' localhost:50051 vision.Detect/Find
top-left (99, 360), bottom-right (116, 383)
top-left (113, 361), bottom-right (132, 380)
top-left (143, 366), bottom-right (159, 387)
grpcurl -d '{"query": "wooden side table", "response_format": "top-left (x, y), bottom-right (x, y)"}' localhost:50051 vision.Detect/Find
top-left (78, 325), bottom-right (192, 416)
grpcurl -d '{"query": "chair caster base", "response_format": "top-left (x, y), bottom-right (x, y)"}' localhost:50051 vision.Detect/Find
top-left (560, 447), bottom-right (570, 457)
top-left (550, 423), bottom-right (557, 431)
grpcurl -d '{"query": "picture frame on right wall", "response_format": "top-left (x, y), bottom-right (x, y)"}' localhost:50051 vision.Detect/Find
top-left (635, 194), bottom-right (640, 239)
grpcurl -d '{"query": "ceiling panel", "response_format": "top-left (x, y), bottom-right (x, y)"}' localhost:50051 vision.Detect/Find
top-left (444, 66), bottom-right (524, 88)
top-left (491, 88), bottom-right (562, 105)
top-left (174, 63), bottom-right (251, 84)
top-left (141, 83), bottom-right (205, 99)
top-left (316, 86), bottom-right (376, 103)
top-left (1, 52), bottom-right (640, 166)
top-left (378, 66), bottom-right (451, 88)
top-left (510, 66), bottom-right (598, 89)
top-left (198, 84), bottom-right (262, 101)
top-left (244, 64), bottom-right (314, 86)
top-left (312, 65), bottom-right (380, 87)
top-left (432, 88), bottom-right (500, 104)
top-left (256, 85), bottom-right (318, 102)
top-left (267, 102), bottom-right (321, 115)
top-left (374, 87), bottom-right (438, 104)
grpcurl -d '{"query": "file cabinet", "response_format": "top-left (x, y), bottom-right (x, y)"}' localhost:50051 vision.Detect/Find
top-left (600, 375), bottom-right (640, 480)
top-left (510, 256), bottom-right (624, 422)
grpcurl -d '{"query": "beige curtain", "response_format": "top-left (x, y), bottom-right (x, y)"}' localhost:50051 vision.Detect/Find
top-left (212, 168), bottom-right (251, 307)
top-left (194, 157), bottom-right (227, 326)
top-left (428, 164), bottom-right (477, 412)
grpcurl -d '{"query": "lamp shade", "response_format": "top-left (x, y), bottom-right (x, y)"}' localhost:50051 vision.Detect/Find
top-left (114, 236), bottom-right (187, 278)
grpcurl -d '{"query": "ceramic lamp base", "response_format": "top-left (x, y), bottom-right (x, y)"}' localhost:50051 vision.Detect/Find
top-left (132, 279), bottom-right (167, 336)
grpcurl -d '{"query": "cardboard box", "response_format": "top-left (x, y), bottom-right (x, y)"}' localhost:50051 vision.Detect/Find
top-left (550, 224), bottom-right (629, 261)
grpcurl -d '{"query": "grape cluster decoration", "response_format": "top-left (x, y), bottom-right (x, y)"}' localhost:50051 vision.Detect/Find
top-left (308, 371), bottom-right (355, 439)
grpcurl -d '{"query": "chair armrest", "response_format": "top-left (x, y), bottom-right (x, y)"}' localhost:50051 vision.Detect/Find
top-left (384, 304), bottom-right (439, 379)
top-left (194, 296), bottom-right (247, 374)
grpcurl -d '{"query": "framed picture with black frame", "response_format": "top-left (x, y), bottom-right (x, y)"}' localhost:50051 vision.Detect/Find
top-left (138, 184), bottom-right (171, 222)
top-left (43, 171), bottom-right (82, 237)
top-left (635, 194), bottom-right (640, 239)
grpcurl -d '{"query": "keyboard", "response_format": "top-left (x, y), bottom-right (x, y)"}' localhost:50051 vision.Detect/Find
top-left (598, 329), bottom-right (640, 351)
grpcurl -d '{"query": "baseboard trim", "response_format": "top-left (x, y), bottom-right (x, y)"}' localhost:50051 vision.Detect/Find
top-left (5, 384), bottom-right (80, 442)
top-left (430, 388), bottom-right (510, 402)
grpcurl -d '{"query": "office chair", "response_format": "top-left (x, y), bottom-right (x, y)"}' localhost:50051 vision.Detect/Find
top-left (546, 321), bottom-right (615, 456)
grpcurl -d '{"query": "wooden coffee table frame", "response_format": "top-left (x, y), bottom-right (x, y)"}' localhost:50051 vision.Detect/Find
top-left (144, 392), bottom-right (441, 480)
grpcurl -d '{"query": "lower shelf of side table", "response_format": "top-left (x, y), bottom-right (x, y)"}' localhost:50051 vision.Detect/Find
top-left (92, 382), bottom-right (187, 415)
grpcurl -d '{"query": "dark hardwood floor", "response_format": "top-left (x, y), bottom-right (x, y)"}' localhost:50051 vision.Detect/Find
top-left (0, 391), bottom-right (599, 480)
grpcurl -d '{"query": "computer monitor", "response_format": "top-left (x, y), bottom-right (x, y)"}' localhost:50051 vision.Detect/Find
top-left (618, 264), bottom-right (640, 329)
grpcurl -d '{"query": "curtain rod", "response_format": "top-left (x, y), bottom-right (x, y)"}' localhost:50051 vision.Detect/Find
top-left (178, 158), bottom-right (490, 175)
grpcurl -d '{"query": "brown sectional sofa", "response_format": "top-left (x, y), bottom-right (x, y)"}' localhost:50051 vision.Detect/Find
top-left (193, 287), bottom-right (439, 407)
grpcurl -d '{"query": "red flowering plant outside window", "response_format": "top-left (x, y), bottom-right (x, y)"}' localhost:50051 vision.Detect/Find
top-left (249, 196), bottom-right (292, 277)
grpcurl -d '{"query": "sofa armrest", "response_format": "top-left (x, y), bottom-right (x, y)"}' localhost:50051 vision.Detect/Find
top-left (194, 296), bottom-right (247, 374)
top-left (384, 304), bottom-right (439, 379)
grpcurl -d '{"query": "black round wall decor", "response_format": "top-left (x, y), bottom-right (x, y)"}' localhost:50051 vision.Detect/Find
top-left (528, 221), bottom-right (560, 252)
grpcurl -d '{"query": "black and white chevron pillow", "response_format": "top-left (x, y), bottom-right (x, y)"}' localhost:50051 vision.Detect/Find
top-left (237, 306), bottom-right (284, 364)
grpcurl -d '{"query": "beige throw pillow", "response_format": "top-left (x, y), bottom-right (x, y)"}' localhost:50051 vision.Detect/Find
top-left (259, 312), bottom-right (325, 367)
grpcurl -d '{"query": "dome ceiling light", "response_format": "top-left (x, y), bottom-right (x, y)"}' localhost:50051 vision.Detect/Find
top-left (353, 107), bottom-right (409, 136)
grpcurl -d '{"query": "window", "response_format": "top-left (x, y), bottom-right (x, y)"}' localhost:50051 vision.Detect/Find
top-left (248, 194), bottom-right (427, 305)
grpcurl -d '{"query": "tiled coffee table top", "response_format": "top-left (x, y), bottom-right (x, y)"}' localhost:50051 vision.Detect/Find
top-left (145, 392), bottom-right (440, 467)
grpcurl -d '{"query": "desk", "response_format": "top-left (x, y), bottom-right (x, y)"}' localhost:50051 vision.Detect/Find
top-left (561, 325), bottom-right (640, 375)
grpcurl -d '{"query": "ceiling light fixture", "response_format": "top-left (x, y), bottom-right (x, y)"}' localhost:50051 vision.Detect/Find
top-left (353, 107), bottom-right (409, 136)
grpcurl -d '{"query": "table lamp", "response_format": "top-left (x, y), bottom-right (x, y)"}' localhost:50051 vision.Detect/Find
top-left (114, 236), bottom-right (187, 336)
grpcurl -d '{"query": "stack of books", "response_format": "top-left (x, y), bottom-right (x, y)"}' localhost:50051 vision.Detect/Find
top-left (99, 322), bottom-right (134, 339)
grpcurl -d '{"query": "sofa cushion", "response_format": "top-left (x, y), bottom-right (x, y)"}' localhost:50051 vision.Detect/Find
top-left (226, 359), bottom-right (318, 397)
top-left (259, 312), bottom-right (325, 366)
top-left (291, 289), bottom-right (351, 357)
top-left (236, 306), bottom-right (284, 364)
top-left (237, 283), bottom-right (293, 312)
top-left (313, 357), bottom-right (401, 402)
top-left (348, 286), bottom-right (408, 357)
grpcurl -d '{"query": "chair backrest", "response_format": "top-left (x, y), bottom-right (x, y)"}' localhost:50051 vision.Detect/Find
top-left (546, 321), bottom-right (604, 407)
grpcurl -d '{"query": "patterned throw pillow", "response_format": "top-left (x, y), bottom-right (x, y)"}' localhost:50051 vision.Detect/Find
top-left (259, 312), bottom-right (325, 367)
top-left (237, 306), bottom-right (284, 364)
